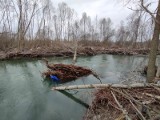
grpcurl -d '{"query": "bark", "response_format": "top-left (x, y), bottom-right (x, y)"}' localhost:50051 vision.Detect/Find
top-left (147, 0), bottom-right (160, 83)
top-left (51, 83), bottom-right (160, 90)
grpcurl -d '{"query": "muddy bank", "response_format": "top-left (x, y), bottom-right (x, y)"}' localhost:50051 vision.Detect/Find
top-left (0, 47), bottom-right (158, 60)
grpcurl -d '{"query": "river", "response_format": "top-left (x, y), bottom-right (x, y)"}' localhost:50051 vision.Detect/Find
top-left (0, 54), bottom-right (147, 120)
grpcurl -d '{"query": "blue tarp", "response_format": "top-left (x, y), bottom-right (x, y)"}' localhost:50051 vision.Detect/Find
top-left (50, 75), bottom-right (60, 82)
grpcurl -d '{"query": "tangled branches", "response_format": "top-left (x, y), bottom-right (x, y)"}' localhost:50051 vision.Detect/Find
top-left (85, 86), bottom-right (160, 120)
top-left (42, 59), bottom-right (100, 83)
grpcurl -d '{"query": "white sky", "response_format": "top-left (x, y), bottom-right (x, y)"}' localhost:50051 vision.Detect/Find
top-left (52, 0), bottom-right (132, 25)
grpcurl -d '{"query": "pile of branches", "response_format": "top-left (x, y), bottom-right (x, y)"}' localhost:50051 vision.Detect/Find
top-left (42, 59), bottom-right (99, 83)
top-left (85, 85), bottom-right (160, 120)
top-left (104, 48), bottom-right (150, 55)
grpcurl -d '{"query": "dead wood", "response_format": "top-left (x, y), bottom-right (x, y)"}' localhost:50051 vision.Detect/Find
top-left (42, 59), bottom-right (99, 83)
top-left (52, 83), bottom-right (160, 90)
top-left (84, 86), bottom-right (160, 120)
top-left (111, 91), bottom-right (131, 120)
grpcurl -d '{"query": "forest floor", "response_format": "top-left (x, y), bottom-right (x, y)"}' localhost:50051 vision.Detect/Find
top-left (0, 46), bottom-right (156, 60)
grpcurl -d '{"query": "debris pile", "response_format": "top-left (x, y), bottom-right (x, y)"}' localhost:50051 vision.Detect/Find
top-left (85, 86), bottom-right (160, 120)
top-left (42, 59), bottom-right (99, 83)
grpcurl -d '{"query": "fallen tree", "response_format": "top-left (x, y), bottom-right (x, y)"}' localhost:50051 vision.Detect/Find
top-left (51, 83), bottom-right (160, 90)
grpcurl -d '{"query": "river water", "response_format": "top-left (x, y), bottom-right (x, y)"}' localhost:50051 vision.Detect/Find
top-left (0, 54), bottom-right (148, 120)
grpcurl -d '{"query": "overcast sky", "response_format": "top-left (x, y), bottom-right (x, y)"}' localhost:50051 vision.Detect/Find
top-left (51, 0), bottom-right (133, 25)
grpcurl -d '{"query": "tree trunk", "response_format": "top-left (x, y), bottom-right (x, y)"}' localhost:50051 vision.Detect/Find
top-left (18, 0), bottom-right (23, 51)
top-left (147, 0), bottom-right (160, 83)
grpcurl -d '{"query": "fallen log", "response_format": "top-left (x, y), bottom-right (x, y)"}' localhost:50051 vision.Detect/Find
top-left (51, 83), bottom-right (160, 90)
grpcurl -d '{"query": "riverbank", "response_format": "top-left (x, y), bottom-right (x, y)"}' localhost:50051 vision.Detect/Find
top-left (0, 47), bottom-right (155, 60)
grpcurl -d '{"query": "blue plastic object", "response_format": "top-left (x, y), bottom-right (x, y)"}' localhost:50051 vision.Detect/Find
top-left (50, 75), bottom-right (60, 82)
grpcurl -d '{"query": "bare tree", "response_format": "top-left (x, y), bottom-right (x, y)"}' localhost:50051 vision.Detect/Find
top-left (127, 11), bottom-right (142, 48)
top-left (99, 18), bottom-right (114, 42)
top-left (80, 12), bottom-right (90, 41)
top-left (66, 7), bottom-right (74, 41)
top-left (17, 0), bottom-right (38, 50)
top-left (58, 2), bottom-right (68, 40)
top-left (115, 21), bottom-right (130, 47)
top-left (53, 15), bottom-right (60, 40)
top-left (123, 0), bottom-right (160, 82)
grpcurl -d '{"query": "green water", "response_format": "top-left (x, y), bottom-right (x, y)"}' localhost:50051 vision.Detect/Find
top-left (0, 55), bottom-right (147, 120)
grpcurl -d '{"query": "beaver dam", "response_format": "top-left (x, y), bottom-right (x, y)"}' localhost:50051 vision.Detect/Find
top-left (42, 59), bottom-right (100, 83)
top-left (85, 84), bottom-right (160, 120)
top-left (52, 83), bottom-right (160, 120)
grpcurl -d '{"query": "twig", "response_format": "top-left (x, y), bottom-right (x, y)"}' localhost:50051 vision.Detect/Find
top-left (113, 88), bottom-right (158, 116)
top-left (143, 93), bottom-right (160, 100)
top-left (150, 84), bottom-right (160, 92)
top-left (140, 0), bottom-right (160, 25)
top-left (91, 70), bottom-right (102, 83)
top-left (112, 88), bottom-right (143, 105)
top-left (129, 100), bottom-right (146, 120)
top-left (111, 91), bottom-right (131, 120)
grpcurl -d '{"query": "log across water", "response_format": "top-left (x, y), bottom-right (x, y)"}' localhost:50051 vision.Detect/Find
top-left (52, 83), bottom-right (160, 90)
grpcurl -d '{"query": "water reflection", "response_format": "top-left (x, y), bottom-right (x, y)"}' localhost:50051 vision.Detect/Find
top-left (42, 77), bottom-right (58, 87)
top-left (59, 91), bottom-right (89, 108)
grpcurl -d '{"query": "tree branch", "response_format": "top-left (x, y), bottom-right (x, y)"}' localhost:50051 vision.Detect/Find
top-left (111, 91), bottom-right (131, 120)
top-left (140, 0), bottom-right (160, 24)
